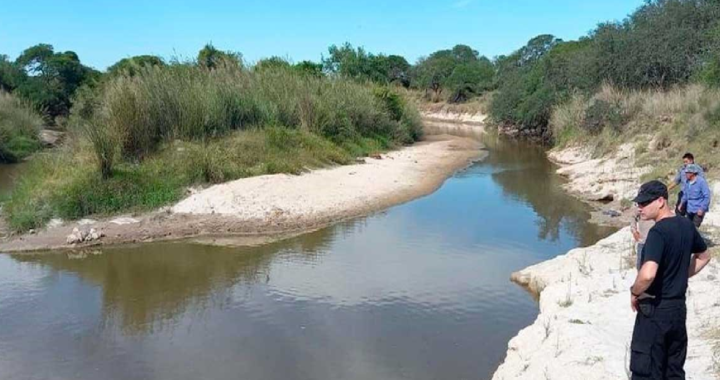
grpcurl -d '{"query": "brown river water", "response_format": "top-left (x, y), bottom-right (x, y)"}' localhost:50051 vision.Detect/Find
top-left (0, 128), bottom-right (615, 380)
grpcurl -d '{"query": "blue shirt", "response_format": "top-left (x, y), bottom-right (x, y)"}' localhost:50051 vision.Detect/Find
top-left (674, 164), bottom-right (704, 193)
top-left (684, 175), bottom-right (711, 213)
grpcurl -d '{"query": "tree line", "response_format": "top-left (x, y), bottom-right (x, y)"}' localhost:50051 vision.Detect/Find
top-left (0, 40), bottom-right (498, 124)
top-left (2, 0), bottom-right (719, 138)
top-left (489, 0), bottom-right (720, 138)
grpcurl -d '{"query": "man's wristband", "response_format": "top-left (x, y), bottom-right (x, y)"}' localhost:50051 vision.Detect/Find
top-left (630, 287), bottom-right (641, 297)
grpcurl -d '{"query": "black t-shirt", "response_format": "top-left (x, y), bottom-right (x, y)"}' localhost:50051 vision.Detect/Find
top-left (642, 216), bottom-right (707, 300)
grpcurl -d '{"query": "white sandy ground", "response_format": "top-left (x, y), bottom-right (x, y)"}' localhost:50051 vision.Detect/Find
top-left (492, 145), bottom-right (720, 379)
top-left (421, 111), bottom-right (487, 125)
top-left (172, 136), bottom-right (483, 221)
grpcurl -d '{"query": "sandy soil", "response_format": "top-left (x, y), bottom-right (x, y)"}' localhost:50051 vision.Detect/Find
top-left (420, 111), bottom-right (487, 125)
top-left (0, 134), bottom-right (484, 252)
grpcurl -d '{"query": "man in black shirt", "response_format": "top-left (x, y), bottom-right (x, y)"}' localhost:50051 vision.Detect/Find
top-left (629, 180), bottom-right (711, 379)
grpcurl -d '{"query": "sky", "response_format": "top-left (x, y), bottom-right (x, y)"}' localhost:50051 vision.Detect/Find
top-left (0, 0), bottom-right (646, 71)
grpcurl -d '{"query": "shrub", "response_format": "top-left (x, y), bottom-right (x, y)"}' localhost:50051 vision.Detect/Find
top-left (581, 99), bottom-right (625, 135)
top-left (0, 91), bottom-right (43, 162)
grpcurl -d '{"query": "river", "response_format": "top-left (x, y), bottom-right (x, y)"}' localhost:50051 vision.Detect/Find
top-left (0, 127), bottom-right (615, 380)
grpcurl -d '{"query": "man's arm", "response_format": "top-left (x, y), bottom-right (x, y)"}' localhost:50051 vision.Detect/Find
top-left (689, 251), bottom-right (711, 278)
top-left (631, 230), bottom-right (663, 311)
top-left (632, 261), bottom-right (659, 295)
top-left (669, 169), bottom-right (682, 190)
top-left (630, 261), bottom-right (659, 312)
top-left (701, 181), bottom-right (711, 212)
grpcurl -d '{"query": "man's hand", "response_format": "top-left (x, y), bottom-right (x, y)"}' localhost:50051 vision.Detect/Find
top-left (678, 203), bottom-right (684, 212)
top-left (698, 210), bottom-right (705, 217)
top-left (631, 293), bottom-right (639, 312)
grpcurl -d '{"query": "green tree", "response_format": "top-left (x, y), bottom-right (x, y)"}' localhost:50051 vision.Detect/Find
top-left (412, 44), bottom-right (494, 100)
top-left (490, 35), bottom-right (562, 134)
top-left (197, 43), bottom-right (242, 69)
top-left (372, 54), bottom-right (410, 86)
top-left (445, 57), bottom-right (495, 102)
top-left (413, 50), bottom-right (457, 97)
top-left (323, 43), bottom-right (372, 79)
top-left (107, 55), bottom-right (165, 77)
top-left (0, 55), bottom-right (26, 92)
top-left (293, 60), bottom-right (324, 77)
top-left (15, 44), bottom-right (55, 75)
top-left (254, 56), bottom-right (292, 72)
top-left (13, 44), bottom-right (98, 118)
top-left (591, 1), bottom-right (720, 88)
top-left (323, 43), bottom-right (408, 84)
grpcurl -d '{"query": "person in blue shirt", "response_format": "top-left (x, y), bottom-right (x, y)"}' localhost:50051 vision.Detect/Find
top-left (668, 153), bottom-right (704, 216)
top-left (682, 164), bottom-right (711, 227)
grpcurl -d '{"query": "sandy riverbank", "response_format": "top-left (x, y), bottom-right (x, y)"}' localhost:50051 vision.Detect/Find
top-left (0, 134), bottom-right (484, 252)
top-left (421, 110), bottom-right (487, 125)
top-left (491, 143), bottom-right (720, 380)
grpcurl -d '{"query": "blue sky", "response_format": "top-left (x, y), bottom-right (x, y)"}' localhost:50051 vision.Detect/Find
top-left (0, 0), bottom-right (645, 70)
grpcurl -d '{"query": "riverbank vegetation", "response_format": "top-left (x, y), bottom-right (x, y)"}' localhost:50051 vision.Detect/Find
top-left (551, 84), bottom-right (720, 180)
top-left (0, 92), bottom-right (43, 163)
top-left (2, 51), bottom-right (422, 232)
top-left (490, 0), bottom-right (720, 140)
top-left (2, 0), bottom-right (719, 230)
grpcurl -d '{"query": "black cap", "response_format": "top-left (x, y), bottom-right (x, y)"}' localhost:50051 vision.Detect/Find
top-left (633, 180), bottom-right (669, 204)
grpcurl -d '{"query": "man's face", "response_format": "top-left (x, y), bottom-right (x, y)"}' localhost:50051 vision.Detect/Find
top-left (638, 197), bottom-right (663, 220)
top-left (683, 158), bottom-right (693, 166)
top-left (686, 171), bottom-right (696, 181)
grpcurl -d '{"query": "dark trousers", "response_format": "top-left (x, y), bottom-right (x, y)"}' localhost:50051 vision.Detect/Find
top-left (686, 212), bottom-right (704, 228)
top-left (630, 301), bottom-right (687, 379)
top-left (675, 191), bottom-right (686, 216)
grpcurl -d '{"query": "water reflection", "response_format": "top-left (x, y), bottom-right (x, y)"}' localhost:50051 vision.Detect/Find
top-left (10, 227), bottom-right (339, 334)
top-left (0, 130), bottom-right (616, 380)
top-left (482, 137), bottom-right (616, 246)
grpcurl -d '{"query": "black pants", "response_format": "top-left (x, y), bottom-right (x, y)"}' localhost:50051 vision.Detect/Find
top-left (630, 301), bottom-right (687, 379)
top-left (686, 212), bottom-right (704, 228)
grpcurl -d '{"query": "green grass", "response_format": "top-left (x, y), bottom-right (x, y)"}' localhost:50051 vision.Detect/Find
top-left (549, 84), bottom-right (720, 181)
top-left (0, 91), bottom-right (43, 163)
top-left (83, 64), bottom-right (421, 162)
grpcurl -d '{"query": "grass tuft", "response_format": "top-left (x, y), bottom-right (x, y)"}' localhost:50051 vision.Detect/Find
top-left (0, 91), bottom-right (43, 163)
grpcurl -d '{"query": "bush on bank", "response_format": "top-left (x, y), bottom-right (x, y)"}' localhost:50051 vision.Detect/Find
top-left (0, 91), bottom-right (43, 163)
